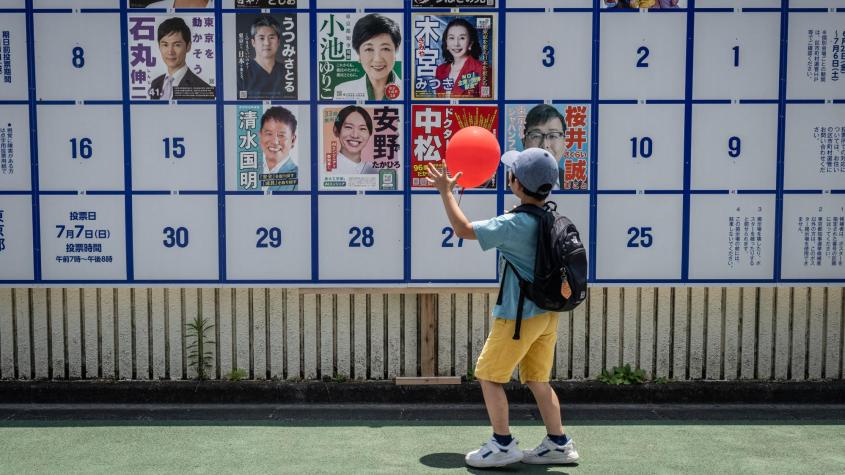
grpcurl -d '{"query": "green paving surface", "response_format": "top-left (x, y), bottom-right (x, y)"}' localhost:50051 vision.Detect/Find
top-left (1, 420), bottom-right (844, 474)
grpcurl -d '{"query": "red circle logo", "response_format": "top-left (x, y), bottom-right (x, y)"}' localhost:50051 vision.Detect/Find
top-left (385, 84), bottom-right (400, 100)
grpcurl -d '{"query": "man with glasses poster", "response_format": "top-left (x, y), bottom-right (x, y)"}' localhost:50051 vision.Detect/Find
top-left (513, 104), bottom-right (589, 191)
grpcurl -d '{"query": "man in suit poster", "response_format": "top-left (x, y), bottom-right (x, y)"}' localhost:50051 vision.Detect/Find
top-left (127, 15), bottom-right (216, 100)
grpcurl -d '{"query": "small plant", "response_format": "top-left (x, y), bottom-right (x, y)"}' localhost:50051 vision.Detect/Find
top-left (186, 315), bottom-right (215, 380)
top-left (654, 376), bottom-right (669, 385)
top-left (465, 367), bottom-right (476, 383)
top-left (597, 364), bottom-right (646, 385)
top-left (332, 374), bottom-right (348, 383)
top-left (225, 368), bottom-right (248, 381)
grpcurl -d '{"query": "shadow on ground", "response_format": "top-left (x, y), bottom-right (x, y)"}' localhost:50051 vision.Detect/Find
top-left (419, 452), bottom-right (576, 473)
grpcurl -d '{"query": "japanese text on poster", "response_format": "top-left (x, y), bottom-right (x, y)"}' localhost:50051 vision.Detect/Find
top-left (505, 104), bottom-right (590, 190)
top-left (320, 105), bottom-right (402, 191)
top-left (318, 13), bottom-right (403, 101)
top-left (411, 105), bottom-right (497, 189)
top-left (237, 104), bottom-right (301, 191)
top-left (128, 14), bottom-right (216, 100)
top-left (236, 13), bottom-right (298, 100)
top-left (413, 14), bottom-right (494, 100)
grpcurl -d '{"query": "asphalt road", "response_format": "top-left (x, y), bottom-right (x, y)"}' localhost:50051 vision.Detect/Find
top-left (1, 404), bottom-right (843, 474)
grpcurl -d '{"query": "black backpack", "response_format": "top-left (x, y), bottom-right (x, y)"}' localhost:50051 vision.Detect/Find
top-left (496, 202), bottom-right (588, 339)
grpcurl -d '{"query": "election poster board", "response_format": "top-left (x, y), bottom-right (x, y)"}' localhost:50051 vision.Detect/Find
top-left (0, 1), bottom-right (843, 286)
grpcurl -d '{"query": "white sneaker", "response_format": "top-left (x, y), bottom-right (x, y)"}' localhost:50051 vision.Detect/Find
top-left (465, 436), bottom-right (524, 468)
top-left (522, 436), bottom-right (580, 464)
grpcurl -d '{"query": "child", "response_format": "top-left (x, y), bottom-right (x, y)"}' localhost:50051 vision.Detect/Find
top-left (426, 148), bottom-right (580, 468)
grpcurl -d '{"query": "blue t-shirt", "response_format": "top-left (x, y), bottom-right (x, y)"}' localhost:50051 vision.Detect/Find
top-left (472, 212), bottom-right (545, 320)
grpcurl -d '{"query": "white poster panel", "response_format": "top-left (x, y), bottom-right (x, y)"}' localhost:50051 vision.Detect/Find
top-left (318, 194), bottom-right (403, 280)
top-left (131, 104), bottom-right (217, 191)
top-left (781, 193), bottom-right (845, 280)
top-left (515, 0), bottom-right (591, 7)
top-left (225, 194), bottom-right (311, 281)
top-left (316, 0), bottom-right (400, 9)
top-left (0, 1), bottom-right (25, 8)
top-left (784, 104), bottom-right (845, 190)
top-left (792, 1), bottom-right (845, 9)
top-left (505, 12), bottom-right (592, 100)
top-left (787, 13), bottom-right (845, 100)
top-left (598, 104), bottom-right (685, 190)
top-left (0, 105), bottom-right (31, 191)
top-left (0, 13), bottom-right (28, 101)
top-left (596, 193), bottom-right (682, 280)
top-left (689, 194), bottom-right (775, 280)
top-left (693, 12), bottom-right (780, 100)
top-left (691, 104), bottom-right (778, 190)
top-left (221, 0), bottom-right (311, 8)
top-left (599, 12), bottom-right (686, 100)
top-left (34, 0), bottom-right (120, 7)
top-left (40, 194), bottom-right (126, 281)
top-left (37, 105), bottom-right (124, 191)
top-left (0, 195), bottom-right (33, 280)
top-left (696, 0), bottom-right (780, 6)
top-left (132, 194), bottom-right (218, 280)
top-left (34, 13), bottom-right (122, 101)
top-left (411, 193), bottom-right (497, 281)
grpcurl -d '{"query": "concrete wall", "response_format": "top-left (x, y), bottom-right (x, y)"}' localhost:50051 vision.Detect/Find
top-left (0, 287), bottom-right (842, 381)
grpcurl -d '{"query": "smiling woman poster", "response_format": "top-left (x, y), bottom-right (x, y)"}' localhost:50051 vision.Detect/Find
top-left (317, 12), bottom-right (403, 101)
top-left (319, 105), bottom-right (403, 191)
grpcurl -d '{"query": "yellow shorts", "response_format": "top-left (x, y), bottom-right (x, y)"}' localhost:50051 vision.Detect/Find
top-left (474, 312), bottom-right (559, 384)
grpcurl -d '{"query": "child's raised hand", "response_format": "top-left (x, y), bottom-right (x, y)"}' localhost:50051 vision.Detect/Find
top-left (426, 163), bottom-right (462, 193)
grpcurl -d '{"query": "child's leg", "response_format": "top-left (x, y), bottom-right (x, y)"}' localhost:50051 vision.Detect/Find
top-left (479, 379), bottom-right (510, 435)
top-left (526, 381), bottom-right (564, 436)
top-left (519, 313), bottom-right (564, 435)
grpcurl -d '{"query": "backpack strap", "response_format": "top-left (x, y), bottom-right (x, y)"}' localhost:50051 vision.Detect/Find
top-left (513, 285), bottom-right (525, 340)
top-left (496, 260), bottom-right (506, 306)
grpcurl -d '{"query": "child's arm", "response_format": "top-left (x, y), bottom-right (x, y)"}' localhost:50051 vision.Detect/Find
top-left (426, 163), bottom-right (477, 240)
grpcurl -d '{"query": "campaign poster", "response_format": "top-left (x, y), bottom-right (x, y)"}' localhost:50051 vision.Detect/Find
top-left (130, 1), bottom-right (215, 8)
top-left (127, 14), bottom-right (216, 100)
top-left (412, 13), bottom-right (494, 100)
top-left (319, 105), bottom-right (402, 191)
top-left (235, 0), bottom-right (297, 7)
top-left (601, 0), bottom-right (685, 8)
top-left (411, 105), bottom-right (498, 189)
top-left (236, 104), bottom-right (305, 192)
top-left (317, 12), bottom-right (403, 101)
top-left (505, 104), bottom-right (590, 191)
top-left (236, 13), bottom-right (298, 100)
top-left (413, 0), bottom-right (496, 6)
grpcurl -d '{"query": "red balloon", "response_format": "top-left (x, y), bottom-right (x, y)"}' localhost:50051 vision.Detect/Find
top-left (444, 126), bottom-right (501, 189)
